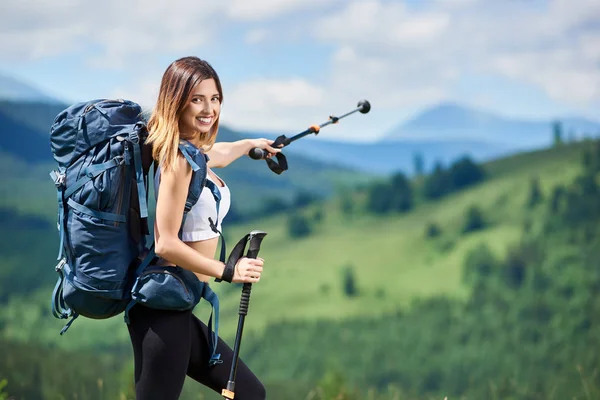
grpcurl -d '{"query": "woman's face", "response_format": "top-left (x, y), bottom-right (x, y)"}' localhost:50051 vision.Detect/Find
top-left (179, 78), bottom-right (221, 136)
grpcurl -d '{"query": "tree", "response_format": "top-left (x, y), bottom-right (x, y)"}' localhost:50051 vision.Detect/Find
top-left (413, 152), bottom-right (425, 177)
top-left (462, 205), bottom-right (486, 234)
top-left (582, 149), bottom-right (593, 172)
top-left (549, 185), bottom-right (565, 215)
top-left (287, 213), bottom-right (312, 238)
top-left (389, 172), bottom-right (414, 212)
top-left (342, 264), bottom-right (359, 297)
top-left (552, 121), bottom-right (563, 147)
top-left (448, 156), bottom-right (485, 191)
top-left (261, 196), bottom-right (289, 214)
top-left (423, 161), bottom-right (449, 200)
top-left (526, 177), bottom-right (543, 208)
top-left (366, 182), bottom-right (392, 214)
top-left (425, 222), bottom-right (442, 239)
top-left (340, 191), bottom-right (354, 216)
top-left (463, 243), bottom-right (497, 285)
top-left (294, 190), bottom-right (319, 208)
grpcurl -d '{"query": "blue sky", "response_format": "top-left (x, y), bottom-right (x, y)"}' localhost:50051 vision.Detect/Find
top-left (1, 0), bottom-right (599, 142)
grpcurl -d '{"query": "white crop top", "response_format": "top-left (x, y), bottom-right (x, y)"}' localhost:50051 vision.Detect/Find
top-left (154, 168), bottom-right (231, 242)
top-left (181, 172), bottom-right (231, 242)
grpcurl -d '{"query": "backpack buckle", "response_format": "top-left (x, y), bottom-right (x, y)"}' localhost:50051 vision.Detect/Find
top-left (50, 171), bottom-right (66, 188)
top-left (55, 258), bottom-right (67, 272)
top-left (129, 130), bottom-right (140, 144)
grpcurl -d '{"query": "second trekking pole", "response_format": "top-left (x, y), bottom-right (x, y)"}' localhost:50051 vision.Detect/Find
top-left (222, 230), bottom-right (268, 400)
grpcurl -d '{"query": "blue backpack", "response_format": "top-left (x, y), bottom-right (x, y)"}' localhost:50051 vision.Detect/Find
top-left (49, 99), bottom-right (154, 333)
top-left (48, 99), bottom-right (216, 326)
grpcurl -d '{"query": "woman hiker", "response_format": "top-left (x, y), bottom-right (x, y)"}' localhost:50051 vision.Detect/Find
top-left (126, 56), bottom-right (280, 399)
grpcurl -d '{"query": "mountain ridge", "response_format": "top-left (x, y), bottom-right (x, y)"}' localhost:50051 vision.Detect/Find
top-left (2, 74), bottom-right (599, 176)
top-left (0, 74), bottom-right (61, 104)
top-left (383, 101), bottom-right (600, 144)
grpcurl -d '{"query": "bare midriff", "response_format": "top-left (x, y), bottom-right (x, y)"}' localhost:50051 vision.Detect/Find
top-left (155, 236), bottom-right (220, 283)
top-left (154, 167), bottom-right (225, 283)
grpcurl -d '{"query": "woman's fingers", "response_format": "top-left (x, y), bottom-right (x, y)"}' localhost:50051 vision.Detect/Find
top-left (261, 139), bottom-right (282, 152)
top-left (266, 144), bottom-right (281, 153)
top-left (234, 257), bottom-right (265, 283)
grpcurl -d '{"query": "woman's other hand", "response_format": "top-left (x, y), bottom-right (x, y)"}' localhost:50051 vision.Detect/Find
top-left (233, 257), bottom-right (264, 283)
top-left (248, 138), bottom-right (282, 159)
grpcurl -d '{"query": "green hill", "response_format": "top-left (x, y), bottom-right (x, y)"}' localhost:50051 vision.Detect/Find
top-left (1, 139), bottom-right (597, 399)
top-left (211, 140), bottom-right (590, 334)
top-left (0, 100), bottom-right (372, 222)
top-left (0, 140), bottom-right (589, 344)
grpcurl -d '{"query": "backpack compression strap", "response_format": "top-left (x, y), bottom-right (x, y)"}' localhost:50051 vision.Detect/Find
top-left (50, 170), bottom-right (67, 261)
top-left (51, 258), bottom-right (71, 319)
top-left (203, 284), bottom-right (223, 366)
top-left (129, 126), bottom-right (149, 218)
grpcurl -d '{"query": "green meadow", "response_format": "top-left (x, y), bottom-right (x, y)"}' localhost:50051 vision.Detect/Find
top-left (2, 138), bottom-right (599, 399)
top-left (210, 141), bottom-right (588, 336)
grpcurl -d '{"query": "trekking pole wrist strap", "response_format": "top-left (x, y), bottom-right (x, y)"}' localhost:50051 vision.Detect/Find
top-left (219, 261), bottom-right (235, 283)
top-left (215, 233), bottom-right (251, 283)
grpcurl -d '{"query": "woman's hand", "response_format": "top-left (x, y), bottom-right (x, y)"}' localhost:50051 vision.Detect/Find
top-left (233, 257), bottom-right (264, 283)
top-left (247, 138), bottom-right (282, 159)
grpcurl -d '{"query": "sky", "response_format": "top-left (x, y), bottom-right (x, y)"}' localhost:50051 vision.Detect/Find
top-left (1, 0), bottom-right (599, 142)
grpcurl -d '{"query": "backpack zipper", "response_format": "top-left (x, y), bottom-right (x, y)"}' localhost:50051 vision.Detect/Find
top-left (140, 268), bottom-right (190, 295)
top-left (84, 99), bottom-right (125, 114)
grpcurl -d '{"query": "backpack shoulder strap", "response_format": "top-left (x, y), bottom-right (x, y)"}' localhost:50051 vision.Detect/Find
top-left (178, 141), bottom-right (227, 263)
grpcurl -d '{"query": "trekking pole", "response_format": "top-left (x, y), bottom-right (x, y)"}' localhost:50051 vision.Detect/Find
top-left (248, 99), bottom-right (371, 174)
top-left (222, 230), bottom-right (268, 400)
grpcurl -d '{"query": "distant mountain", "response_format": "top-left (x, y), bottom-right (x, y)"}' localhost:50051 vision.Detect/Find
top-left (0, 108), bottom-right (52, 163)
top-left (0, 99), bottom-right (369, 215)
top-left (4, 75), bottom-right (597, 178)
top-left (262, 135), bottom-right (514, 176)
top-left (0, 100), bottom-right (68, 134)
top-left (0, 74), bottom-right (61, 104)
top-left (255, 102), bottom-right (600, 175)
top-left (384, 102), bottom-right (600, 146)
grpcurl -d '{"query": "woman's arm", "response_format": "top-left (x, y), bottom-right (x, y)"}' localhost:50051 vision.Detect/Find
top-left (154, 154), bottom-right (226, 278)
top-left (207, 138), bottom-right (281, 168)
top-left (154, 153), bottom-right (264, 283)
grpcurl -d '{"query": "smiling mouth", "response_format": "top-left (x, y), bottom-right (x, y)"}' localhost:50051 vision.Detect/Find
top-left (196, 116), bottom-right (213, 124)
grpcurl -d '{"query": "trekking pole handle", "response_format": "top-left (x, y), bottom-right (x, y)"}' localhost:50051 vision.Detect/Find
top-left (245, 230), bottom-right (268, 260)
top-left (248, 135), bottom-right (289, 160)
top-left (238, 231), bottom-right (267, 317)
top-left (248, 99), bottom-right (371, 160)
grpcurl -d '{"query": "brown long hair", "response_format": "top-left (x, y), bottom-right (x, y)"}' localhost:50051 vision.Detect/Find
top-left (146, 56), bottom-right (223, 172)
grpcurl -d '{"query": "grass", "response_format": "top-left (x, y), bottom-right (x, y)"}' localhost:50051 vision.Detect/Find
top-left (204, 142), bottom-right (587, 337)
top-left (0, 141), bottom-right (589, 349)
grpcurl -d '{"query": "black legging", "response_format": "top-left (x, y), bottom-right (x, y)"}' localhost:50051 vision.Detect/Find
top-left (127, 304), bottom-right (266, 400)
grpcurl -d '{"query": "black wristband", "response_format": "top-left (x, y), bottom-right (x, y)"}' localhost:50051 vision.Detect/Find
top-left (214, 232), bottom-right (251, 283)
top-left (216, 261), bottom-right (234, 283)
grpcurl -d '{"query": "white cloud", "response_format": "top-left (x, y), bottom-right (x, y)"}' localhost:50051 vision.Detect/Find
top-left (220, 78), bottom-right (329, 132)
top-left (491, 48), bottom-right (600, 103)
top-left (0, 0), bottom-right (221, 64)
top-left (310, 0), bottom-right (600, 112)
top-left (102, 0), bottom-right (600, 139)
top-left (225, 0), bottom-right (343, 21)
top-left (315, 1), bottom-right (450, 48)
top-left (2, 0), bottom-right (599, 140)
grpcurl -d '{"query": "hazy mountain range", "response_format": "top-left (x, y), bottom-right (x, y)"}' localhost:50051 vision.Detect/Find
top-left (0, 75), bottom-right (61, 104)
top-left (2, 73), bottom-right (599, 176)
top-left (249, 102), bottom-right (599, 175)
